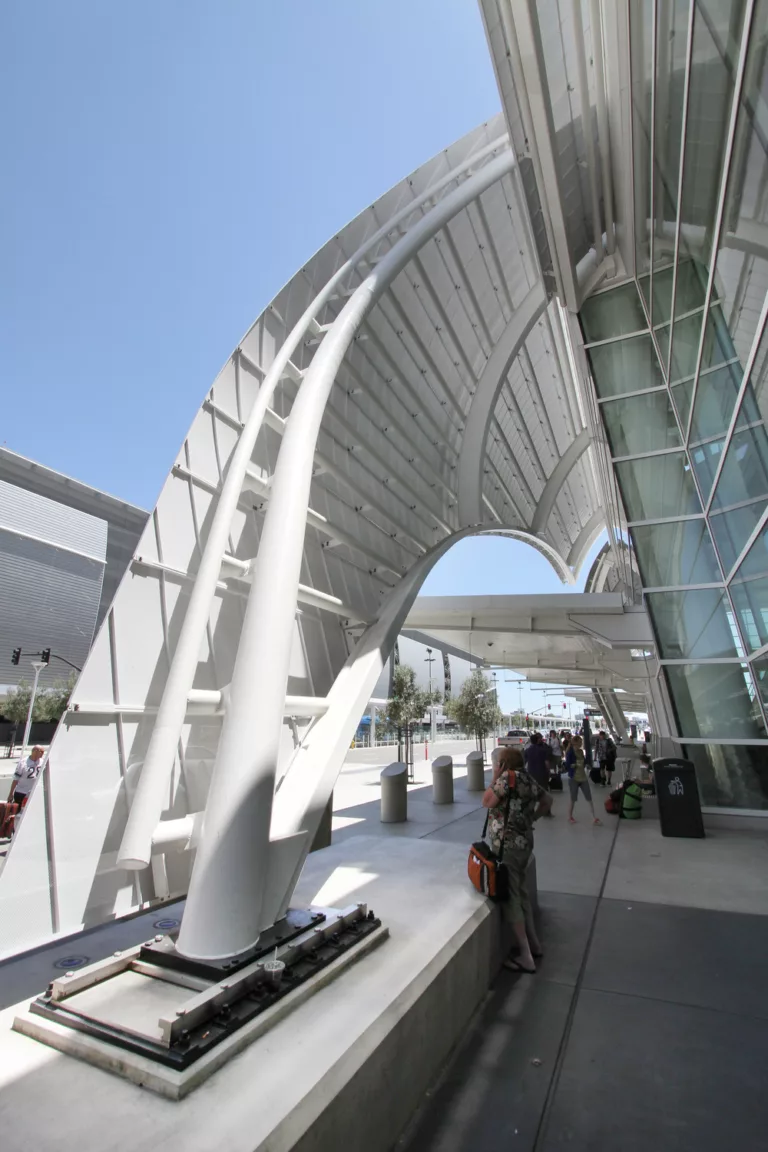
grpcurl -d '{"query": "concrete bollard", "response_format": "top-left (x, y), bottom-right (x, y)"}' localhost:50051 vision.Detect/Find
top-left (431, 755), bottom-right (454, 805)
top-left (380, 762), bottom-right (408, 823)
top-left (466, 750), bottom-right (486, 791)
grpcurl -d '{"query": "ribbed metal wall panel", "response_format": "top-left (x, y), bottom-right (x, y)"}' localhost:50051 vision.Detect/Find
top-left (0, 482), bottom-right (107, 689)
top-left (0, 479), bottom-right (107, 560)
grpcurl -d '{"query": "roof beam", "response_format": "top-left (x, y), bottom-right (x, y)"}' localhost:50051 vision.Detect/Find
top-left (566, 508), bottom-right (606, 571)
top-left (458, 281), bottom-right (548, 525)
top-left (530, 429), bottom-right (591, 535)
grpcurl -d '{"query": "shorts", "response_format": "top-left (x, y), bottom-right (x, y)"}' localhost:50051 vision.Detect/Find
top-left (501, 844), bottom-right (533, 923)
top-left (569, 778), bottom-right (592, 804)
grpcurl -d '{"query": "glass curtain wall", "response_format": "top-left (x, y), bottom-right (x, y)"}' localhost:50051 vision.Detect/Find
top-left (579, 0), bottom-right (768, 809)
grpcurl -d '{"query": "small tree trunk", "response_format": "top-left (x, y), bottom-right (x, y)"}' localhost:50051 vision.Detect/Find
top-left (397, 726), bottom-right (403, 763)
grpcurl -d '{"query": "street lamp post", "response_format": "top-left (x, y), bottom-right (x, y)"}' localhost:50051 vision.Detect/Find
top-left (20, 661), bottom-right (47, 756)
top-left (425, 647), bottom-right (437, 746)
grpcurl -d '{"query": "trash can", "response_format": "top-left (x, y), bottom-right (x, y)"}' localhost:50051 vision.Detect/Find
top-left (653, 757), bottom-right (704, 838)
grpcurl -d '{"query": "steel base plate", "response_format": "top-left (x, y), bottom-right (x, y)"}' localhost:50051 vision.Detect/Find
top-left (25, 909), bottom-right (383, 1071)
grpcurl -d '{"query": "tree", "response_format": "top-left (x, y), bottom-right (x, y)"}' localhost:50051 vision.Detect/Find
top-left (445, 669), bottom-right (502, 758)
top-left (387, 664), bottom-right (440, 778)
top-left (2, 680), bottom-right (46, 757)
top-left (36, 673), bottom-right (77, 722)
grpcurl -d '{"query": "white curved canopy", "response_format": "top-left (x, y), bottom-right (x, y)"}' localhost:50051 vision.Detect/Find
top-left (0, 116), bottom-right (611, 959)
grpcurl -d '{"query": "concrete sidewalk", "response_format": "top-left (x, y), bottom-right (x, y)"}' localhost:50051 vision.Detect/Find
top-left (395, 779), bottom-right (768, 1152)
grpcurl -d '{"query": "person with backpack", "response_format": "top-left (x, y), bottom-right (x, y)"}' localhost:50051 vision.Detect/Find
top-left (482, 745), bottom-right (552, 973)
top-left (565, 735), bottom-right (602, 825)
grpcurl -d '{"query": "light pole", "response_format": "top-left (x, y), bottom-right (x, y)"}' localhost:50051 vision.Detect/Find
top-left (20, 661), bottom-right (47, 756)
top-left (425, 647), bottom-right (437, 746)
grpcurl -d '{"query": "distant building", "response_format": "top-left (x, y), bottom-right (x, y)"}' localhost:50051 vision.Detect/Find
top-left (0, 449), bottom-right (148, 690)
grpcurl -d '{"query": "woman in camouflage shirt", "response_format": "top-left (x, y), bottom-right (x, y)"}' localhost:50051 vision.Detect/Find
top-left (483, 745), bottom-right (552, 973)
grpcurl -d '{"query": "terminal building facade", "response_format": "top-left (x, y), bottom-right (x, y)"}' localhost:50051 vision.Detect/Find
top-left (1, 0), bottom-right (768, 959)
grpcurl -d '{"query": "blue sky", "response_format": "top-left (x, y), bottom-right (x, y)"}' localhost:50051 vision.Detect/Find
top-left (1, 0), bottom-right (499, 506)
top-left (1, 1), bottom-right (606, 716)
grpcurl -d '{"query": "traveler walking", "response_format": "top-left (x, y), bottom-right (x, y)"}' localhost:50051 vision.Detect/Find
top-left (482, 746), bottom-right (552, 973)
top-left (524, 731), bottom-right (553, 790)
top-left (565, 735), bottom-right (601, 825)
top-left (524, 732), bottom-right (555, 815)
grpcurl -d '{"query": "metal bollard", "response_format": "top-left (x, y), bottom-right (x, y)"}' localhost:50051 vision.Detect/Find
top-left (431, 755), bottom-right (454, 805)
top-left (380, 763), bottom-right (408, 823)
top-left (466, 750), bottom-right (486, 791)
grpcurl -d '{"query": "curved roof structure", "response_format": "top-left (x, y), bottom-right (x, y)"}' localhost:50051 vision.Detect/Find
top-left (2, 115), bottom-right (612, 958)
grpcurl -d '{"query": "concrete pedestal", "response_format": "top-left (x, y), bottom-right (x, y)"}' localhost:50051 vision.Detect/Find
top-left (0, 836), bottom-right (510, 1152)
top-left (380, 763), bottom-right (407, 823)
top-left (466, 750), bottom-right (486, 791)
top-left (431, 755), bottom-right (454, 804)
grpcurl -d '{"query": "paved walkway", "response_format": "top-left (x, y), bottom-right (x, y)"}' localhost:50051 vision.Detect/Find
top-left (2, 745), bottom-right (766, 1150)
top-left (387, 761), bottom-right (768, 1152)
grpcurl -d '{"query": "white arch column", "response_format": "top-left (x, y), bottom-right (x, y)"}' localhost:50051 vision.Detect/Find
top-left (116, 136), bottom-right (510, 875)
top-left (176, 152), bottom-right (516, 960)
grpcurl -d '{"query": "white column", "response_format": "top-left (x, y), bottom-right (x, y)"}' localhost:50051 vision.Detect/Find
top-left (176, 153), bottom-right (516, 961)
top-left (116, 138), bottom-right (510, 874)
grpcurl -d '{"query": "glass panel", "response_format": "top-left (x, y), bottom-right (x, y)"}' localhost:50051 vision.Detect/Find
top-left (665, 662), bottom-right (766, 739)
top-left (630, 518), bottom-right (721, 585)
top-left (732, 515), bottom-right (768, 580)
top-left (690, 437), bottom-right (726, 500)
top-left (647, 589), bottom-right (740, 658)
top-left (652, 0), bottom-right (691, 321)
top-left (650, 264), bottom-right (676, 323)
top-left (631, 0), bottom-right (654, 301)
top-left (752, 655), bottom-right (768, 709)
top-left (685, 742), bottom-right (768, 809)
top-left (688, 360), bottom-right (748, 443)
top-left (580, 281), bottom-right (647, 344)
top-left (672, 4), bottom-right (738, 329)
top-left (730, 577), bottom-right (768, 652)
top-left (601, 390), bottom-right (681, 457)
top-left (710, 500), bottom-right (767, 572)
top-left (657, 307), bottom-right (732, 387)
top-left (653, 261), bottom-right (708, 330)
top-left (670, 377), bottom-right (695, 423)
top-left (710, 422), bottom-right (768, 511)
top-left (713, 0), bottom-right (768, 369)
top-left (615, 452), bottom-right (702, 521)
top-left (671, 259), bottom-right (708, 318)
top-left (587, 334), bottom-right (664, 399)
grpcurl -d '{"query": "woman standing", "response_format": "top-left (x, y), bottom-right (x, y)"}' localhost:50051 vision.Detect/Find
top-left (548, 729), bottom-right (562, 774)
top-left (565, 734), bottom-right (601, 825)
top-left (482, 746), bottom-right (552, 973)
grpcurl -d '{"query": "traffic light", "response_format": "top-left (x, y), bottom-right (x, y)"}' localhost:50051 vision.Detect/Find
top-left (11, 647), bottom-right (21, 666)
top-left (41, 648), bottom-right (51, 664)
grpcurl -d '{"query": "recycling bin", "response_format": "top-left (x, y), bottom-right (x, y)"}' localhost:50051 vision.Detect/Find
top-left (652, 757), bottom-right (704, 838)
